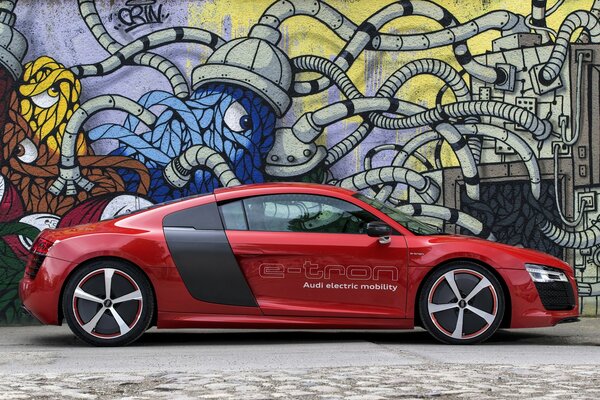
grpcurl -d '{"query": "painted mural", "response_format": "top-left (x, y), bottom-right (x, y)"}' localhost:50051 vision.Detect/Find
top-left (0, 0), bottom-right (599, 323)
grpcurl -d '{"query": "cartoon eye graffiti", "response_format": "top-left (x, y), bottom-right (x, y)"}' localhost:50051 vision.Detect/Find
top-left (15, 138), bottom-right (38, 164)
top-left (29, 88), bottom-right (60, 108)
top-left (48, 84), bottom-right (59, 96)
top-left (223, 101), bottom-right (252, 132)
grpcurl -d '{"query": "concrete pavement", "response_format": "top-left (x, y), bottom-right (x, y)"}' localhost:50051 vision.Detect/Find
top-left (0, 319), bottom-right (600, 398)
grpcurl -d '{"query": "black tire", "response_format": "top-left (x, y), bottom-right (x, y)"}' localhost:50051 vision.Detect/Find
top-left (62, 260), bottom-right (154, 347)
top-left (419, 262), bottom-right (505, 345)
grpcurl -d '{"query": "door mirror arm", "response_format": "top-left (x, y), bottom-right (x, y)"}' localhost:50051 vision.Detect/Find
top-left (378, 236), bottom-right (391, 245)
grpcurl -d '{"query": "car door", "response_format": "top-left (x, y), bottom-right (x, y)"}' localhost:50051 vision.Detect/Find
top-left (219, 193), bottom-right (409, 318)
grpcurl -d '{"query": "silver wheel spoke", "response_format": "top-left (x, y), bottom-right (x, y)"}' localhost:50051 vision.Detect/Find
top-left (452, 308), bottom-right (465, 339)
top-left (464, 277), bottom-right (492, 302)
top-left (74, 287), bottom-right (103, 303)
top-left (467, 305), bottom-right (496, 325)
top-left (104, 268), bottom-right (115, 299)
top-left (428, 302), bottom-right (458, 313)
top-left (110, 308), bottom-right (131, 335)
top-left (113, 290), bottom-right (142, 304)
top-left (82, 307), bottom-right (106, 333)
top-left (443, 271), bottom-right (461, 300)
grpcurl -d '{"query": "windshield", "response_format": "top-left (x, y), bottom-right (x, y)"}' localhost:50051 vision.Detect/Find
top-left (353, 193), bottom-right (441, 235)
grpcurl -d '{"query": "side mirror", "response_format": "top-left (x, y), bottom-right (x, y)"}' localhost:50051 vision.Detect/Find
top-left (366, 221), bottom-right (392, 244)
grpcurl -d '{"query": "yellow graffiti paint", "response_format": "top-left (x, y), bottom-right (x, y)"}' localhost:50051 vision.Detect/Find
top-left (188, 0), bottom-right (593, 172)
top-left (19, 56), bottom-right (87, 160)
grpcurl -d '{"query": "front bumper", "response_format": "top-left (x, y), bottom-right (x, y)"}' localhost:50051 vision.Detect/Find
top-left (19, 256), bottom-right (73, 325)
top-left (500, 268), bottom-right (579, 329)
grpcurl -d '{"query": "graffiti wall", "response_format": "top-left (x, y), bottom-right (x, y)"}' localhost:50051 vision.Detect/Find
top-left (0, 0), bottom-right (599, 323)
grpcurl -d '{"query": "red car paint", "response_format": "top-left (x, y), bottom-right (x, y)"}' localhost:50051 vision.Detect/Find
top-left (19, 183), bottom-right (579, 331)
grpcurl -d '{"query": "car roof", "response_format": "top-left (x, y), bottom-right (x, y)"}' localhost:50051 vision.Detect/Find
top-left (214, 182), bottom-right (356, 197)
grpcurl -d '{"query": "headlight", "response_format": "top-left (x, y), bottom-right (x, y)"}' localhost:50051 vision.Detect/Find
top-left (525, 264), bottom-right (568, 283)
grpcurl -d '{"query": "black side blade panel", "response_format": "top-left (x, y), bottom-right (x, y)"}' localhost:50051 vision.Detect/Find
top-left (162, 201), bottom-right (224, 230)
top-left (163, 202), bottom-right (257, 307)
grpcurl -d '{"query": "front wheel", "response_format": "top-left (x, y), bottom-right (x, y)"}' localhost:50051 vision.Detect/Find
top-left (419, 262), bottom-right (505, 344)
top-left (62, 260), bottom-right (154, 346)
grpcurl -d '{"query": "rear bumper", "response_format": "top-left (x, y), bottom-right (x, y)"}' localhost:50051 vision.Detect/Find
top-left (19, 256), bottom-right (73, 326)
top-left (500, 268), bottom-right (579, 329)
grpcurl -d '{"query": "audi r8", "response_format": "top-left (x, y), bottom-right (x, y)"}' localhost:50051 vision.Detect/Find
top-left (19, 183), bottom-right (579, 346)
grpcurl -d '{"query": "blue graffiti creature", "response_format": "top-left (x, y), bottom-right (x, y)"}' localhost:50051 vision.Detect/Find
top-left (89, 83), bottom-right (276, 202)
top-left (49, 21), bottom-right (293, 201)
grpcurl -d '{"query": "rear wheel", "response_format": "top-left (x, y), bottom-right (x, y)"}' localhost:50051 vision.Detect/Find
top-left (419, 262), bottom-right (505, 344)
top-left (62, 260), bottom-right (154, 346)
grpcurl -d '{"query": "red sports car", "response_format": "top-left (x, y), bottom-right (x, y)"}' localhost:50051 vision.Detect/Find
top-left (19, 183), bottom-right (579, 346)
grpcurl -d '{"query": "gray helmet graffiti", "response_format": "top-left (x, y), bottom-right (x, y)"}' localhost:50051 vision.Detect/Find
top-left (0, 1), bottom-right (27, 79)
top-left (191, 35), bottom-right (292, 117)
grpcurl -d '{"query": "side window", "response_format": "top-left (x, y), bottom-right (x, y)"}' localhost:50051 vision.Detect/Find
top-left (242, 194), bottom-right (379, 234)
top-left (220, 200), bottom-right (248, 230)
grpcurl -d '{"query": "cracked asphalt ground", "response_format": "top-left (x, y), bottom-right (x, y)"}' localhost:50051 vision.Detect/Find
top-left (1, 319), bottom-right (600, 399)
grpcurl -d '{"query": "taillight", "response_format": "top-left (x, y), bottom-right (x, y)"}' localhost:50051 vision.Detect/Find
top-left (24, 237), bottom-right (54, 279)
top-left (31, 237), bottom-right (54, 256)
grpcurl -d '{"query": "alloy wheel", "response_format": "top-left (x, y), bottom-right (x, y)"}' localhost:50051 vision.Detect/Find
top-left (72, 268), bottom-right (144, 339)
top-left (420, 263), bottom-right (504, 344)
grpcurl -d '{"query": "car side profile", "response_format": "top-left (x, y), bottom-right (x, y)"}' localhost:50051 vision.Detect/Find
top-left (19, 183), bottom-right (579, 346)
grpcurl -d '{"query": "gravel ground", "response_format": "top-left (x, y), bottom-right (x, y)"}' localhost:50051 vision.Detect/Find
top-left (1, 365), bottom-right (599, 399)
